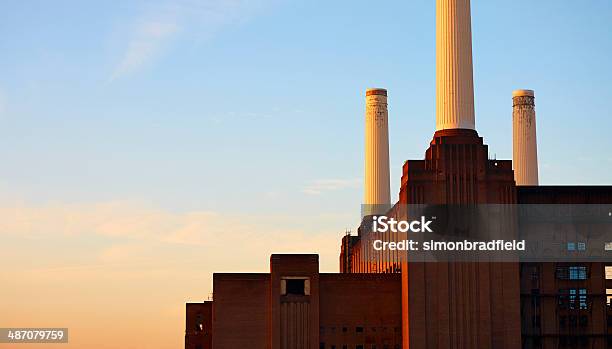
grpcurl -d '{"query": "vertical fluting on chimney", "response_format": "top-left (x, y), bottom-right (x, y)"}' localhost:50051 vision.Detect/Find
top-left (364, 88), bottom-right (390, 215)
top-left (436, 0), bottom-right (476, 131)
top-left (512, 89), bottom-right (539, 185)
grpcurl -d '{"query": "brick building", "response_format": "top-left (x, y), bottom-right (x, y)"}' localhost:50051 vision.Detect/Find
top-left (186, 254), bottom-right (402, 349)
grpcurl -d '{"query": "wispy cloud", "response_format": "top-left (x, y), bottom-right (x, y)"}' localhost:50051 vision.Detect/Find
top-left (110, 15), bottom-right (179, 80)
top-left (0, 200), bottom-right (342, 263)
top-left (110, 0), bottom-right (268, 80)
top-left (302, 178), bottom-right (361, 195)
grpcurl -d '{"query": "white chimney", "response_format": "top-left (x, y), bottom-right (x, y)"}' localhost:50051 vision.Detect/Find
top-left (436, 0), bottom-right (476, 131)
top-left (512, 89), bottom-right (539, 185)
top-left (364, 88), bottom-right (390, 214)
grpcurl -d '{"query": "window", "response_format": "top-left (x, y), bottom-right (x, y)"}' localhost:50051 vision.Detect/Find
top-left (286, 279), bottom-right (305, 295)
top-left (320, 343), bottom-right (325, 349)
top-left (606, 289), bottom-right (612, 306)
top-left (195, 314), bottom-right (204, 332)
top-left (569, 266), bottom-right (588, 280)
top-left (564, 288), bottom-right (587, 310)
top-left (579, 288), bottom-right (587, 309)
top-left (281, 277), bottom-right (310, 296)
top-left (577, 242), bottom-right (586, 251)
top-left (567, 242), bottom-right (576, 251)
top-left (356, 326), bottom-right (364, 333)
top-left (605, 266), bottom-right (612, 279)
top-left (605, 242), bottom-right (612, 251)
top-left (356, 345), bottom-right (364, 349)
top-left (579, 315), bottom-right (588, 327)
top-left (569, 289), bottom-right (577, 309)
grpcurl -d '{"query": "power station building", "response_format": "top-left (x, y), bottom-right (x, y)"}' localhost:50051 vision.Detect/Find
top-left (185, 0), bottom-right (612, 348)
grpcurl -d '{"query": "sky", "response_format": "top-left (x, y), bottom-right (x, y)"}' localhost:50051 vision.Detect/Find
top-left (1, 0), bottom-right (611, 348)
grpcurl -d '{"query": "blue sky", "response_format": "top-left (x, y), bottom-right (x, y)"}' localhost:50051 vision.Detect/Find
top-left (0, 2), bottom-right (611, 347)
top-left (1, 1), bottom-right (612, 213)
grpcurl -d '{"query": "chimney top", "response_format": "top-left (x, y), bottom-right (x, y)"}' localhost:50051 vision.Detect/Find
top-left (366, 88), bottom-right (387, 97)
top-left (512, 89), bottom-right (535, 97)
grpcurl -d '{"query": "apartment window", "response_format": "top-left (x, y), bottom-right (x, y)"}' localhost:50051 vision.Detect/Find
top-left (606, 289), bottom-right (612, 306)
top-left (605, 266), bottom-right (612, 279)
top-left (605, 242), bottom-right (612, 251)
top-left (342, 327), bottom-right (347, 333)
top-left (559, 316), bottom-right (566, 328)
top-left (577, 242), bottom-right (586, 251)
top-left (567, 242), bottom-right (576, 251)
top-left (579, 315), bottom-right (588, 327)
top-left (356, 326), bottom-right (364, 333)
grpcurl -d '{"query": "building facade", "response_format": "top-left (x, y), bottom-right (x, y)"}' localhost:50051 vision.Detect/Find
top-left (186, 255), bottom-right (402, 349)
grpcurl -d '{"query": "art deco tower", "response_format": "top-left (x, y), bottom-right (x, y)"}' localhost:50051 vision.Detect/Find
top-left (512, 89), bottom-right (539, 185)
top-left (398, 1), bottom-right (521, 348)
top-left (436, 0), bottom-right (476, 130)
top-left (364, 88), bottom-right (390, 215)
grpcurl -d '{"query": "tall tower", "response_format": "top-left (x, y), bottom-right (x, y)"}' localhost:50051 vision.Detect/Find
top-left (398, 1), bottom-right (521, 348)
top-left (436, 0), bottom-right (476, 130)
top-left (512, 89), bottom-right (539, 185)
top-left (364, 88), bottom-right (390, 215)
